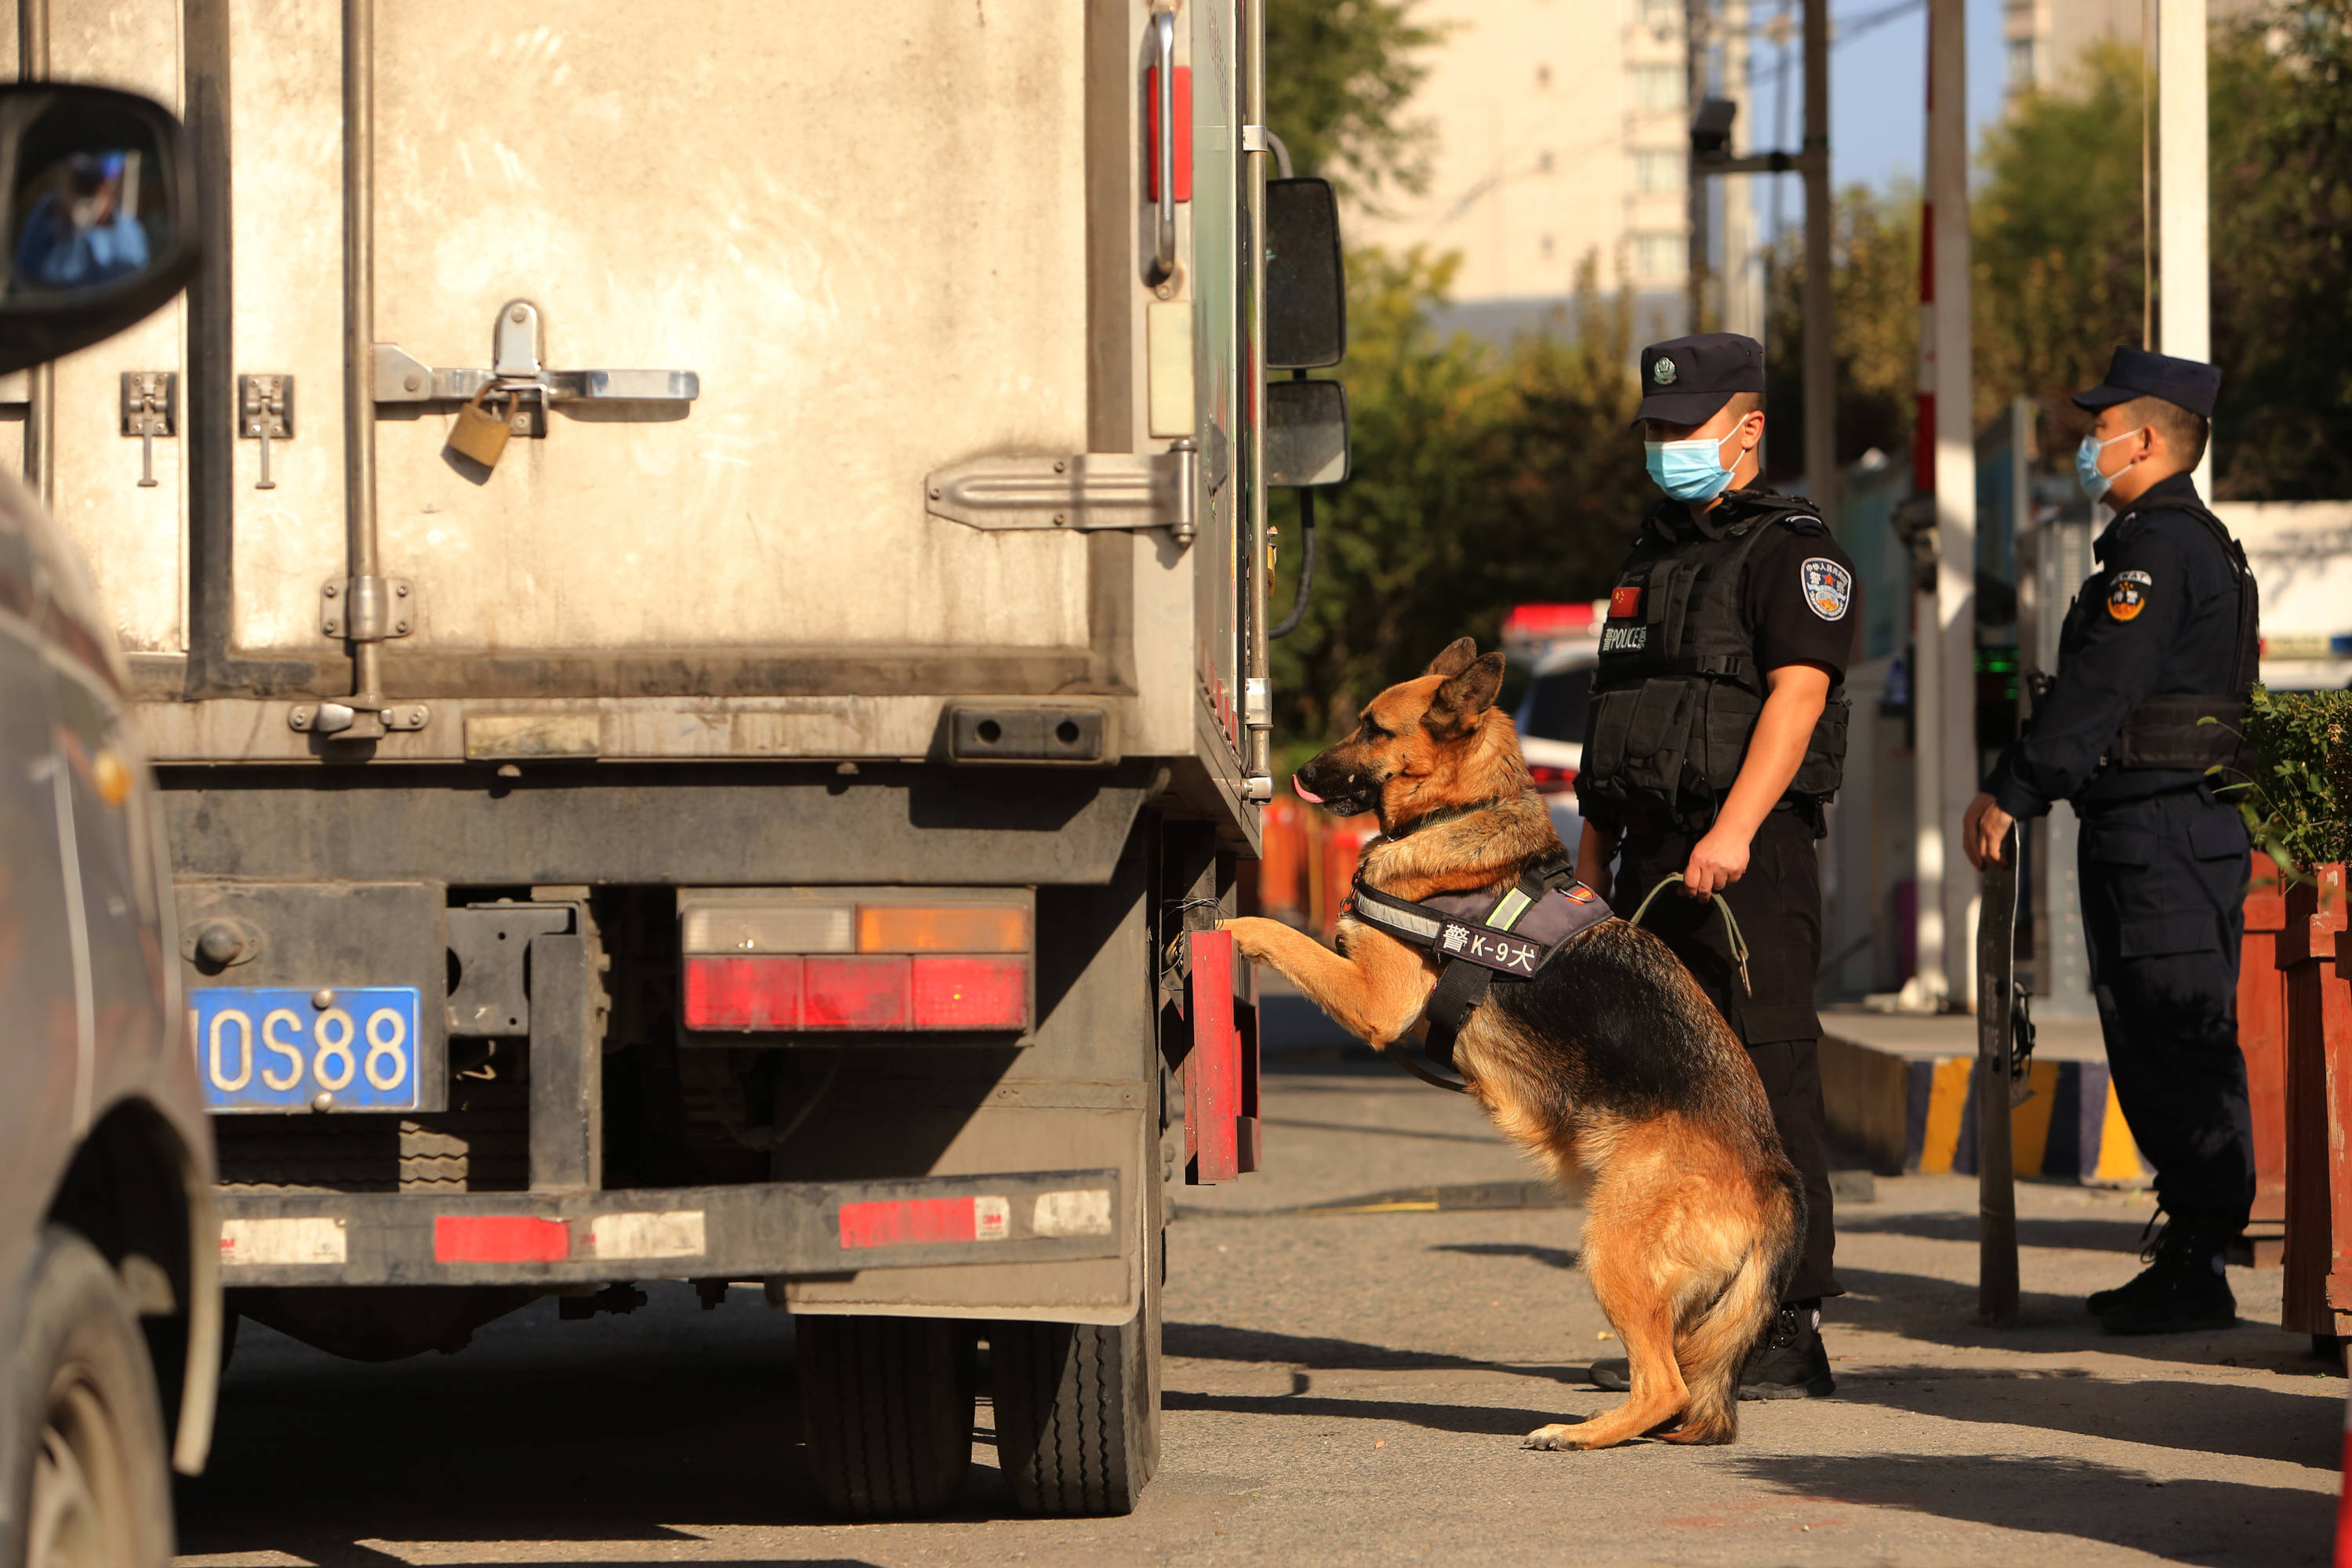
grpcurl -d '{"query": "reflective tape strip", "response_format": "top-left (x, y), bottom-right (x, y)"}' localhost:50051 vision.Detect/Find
top-left (1032, 1188), bottom-right (1114, 1237)
top-left (589, 1210), bottom-right (707, 1260)
top-left (837, 1193), bottom-right (1011, 1250)
top-left (1486, 888), bottom-right (1533, 930)
top-left (434, 1215), bottom-right (571, 1263)
top-left (220, 1217), bottom-right (347, 1267)
top-left (1355, 898), bottom-right (1442, 942)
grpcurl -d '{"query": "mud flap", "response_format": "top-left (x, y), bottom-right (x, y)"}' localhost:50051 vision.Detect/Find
top-left (1976, 823), bottom-right (2020, 1325)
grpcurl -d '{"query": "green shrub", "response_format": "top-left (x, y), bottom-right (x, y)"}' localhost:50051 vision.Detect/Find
top-left (2227, 686), bottom-right (2352, 871)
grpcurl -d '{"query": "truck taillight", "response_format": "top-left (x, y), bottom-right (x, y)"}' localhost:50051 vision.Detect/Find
top-left (678, 892), bottom-right (1031, 1033)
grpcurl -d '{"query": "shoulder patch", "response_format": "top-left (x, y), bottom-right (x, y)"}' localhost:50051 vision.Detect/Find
top-left (2107, 568), bottom-right (2154, 622)
top-left (1800, 557), bottom-right (1852, 621)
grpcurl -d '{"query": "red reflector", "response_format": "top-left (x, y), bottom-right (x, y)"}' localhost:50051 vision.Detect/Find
top-left (839, 1196), bottom-right (975, 1250)
top-left (803, 956), bottom-right (911, 1029)
top-left (434, 1215), bottom-right (570, 1263)
top-left (1609, 586), bottom-right (1642, 619)
top-left (911, 956), bottom-right (1028, 1029)
top-left (1145, 65), bottom-right (1192, 202)
top-left (682, 955), bottom-right (801, 1030)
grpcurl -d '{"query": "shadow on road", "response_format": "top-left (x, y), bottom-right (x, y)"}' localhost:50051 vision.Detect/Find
top-left (1165, 1319), bottom-right (1584, 1384)
top-left (173, 1298), bottom-right (996, 1555)
top-left (1161, 1387), bottom-right (1570, 1439)
top-left (1831, 1264), bottom-right (2314, 1372)
top-left (1429, 1242), bottom-right (1581, 1272)
top-left (1730, 1451), bottom-right (2330, 1567)
top-left (1838, 1364), bottom-right (2343, 1469)
top-left (1838, 1210), bottom-right (2159, 1254)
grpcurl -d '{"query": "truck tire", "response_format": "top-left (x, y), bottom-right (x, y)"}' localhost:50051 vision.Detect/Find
top-left (990, 1244), bottom-right (1160, 1517)
top-left (795, 1315), bottom-right (977, 1519)
top-left (6, 1228), bottom-right (174, 1568)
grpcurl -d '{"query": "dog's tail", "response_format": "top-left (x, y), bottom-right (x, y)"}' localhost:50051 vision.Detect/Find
top-left (1669, 1166), bottom-right (1804, 1444)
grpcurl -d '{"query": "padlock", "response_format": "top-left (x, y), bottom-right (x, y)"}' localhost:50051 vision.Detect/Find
top-left (447, 383), bottom-right (514, 469)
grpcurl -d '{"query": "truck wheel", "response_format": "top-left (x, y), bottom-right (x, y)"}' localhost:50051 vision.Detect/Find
top-left (795, 1315), bottom-right (977, 1519)
top-left (7, 1228), bottom-right (173, 1568)
top-left (990, 1250), bottom-right (1160, 1517)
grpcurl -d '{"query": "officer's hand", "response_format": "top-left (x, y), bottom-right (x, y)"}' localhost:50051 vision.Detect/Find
top-left (1682, 828), bottom-right (1750, 898)
top-left (1964, 792), bottom-right (2014, 870)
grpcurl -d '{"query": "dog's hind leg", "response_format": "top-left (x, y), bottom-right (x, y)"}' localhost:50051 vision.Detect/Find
top-left (1525, 1207), bottom-right (1689, 1451)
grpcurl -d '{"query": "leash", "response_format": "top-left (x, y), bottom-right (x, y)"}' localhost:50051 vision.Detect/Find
top-left (1627, 873), bottom-right (1751, 995)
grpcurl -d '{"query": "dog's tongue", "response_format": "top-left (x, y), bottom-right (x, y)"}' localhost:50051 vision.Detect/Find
top-left (1290, 775), bottom-right (1326, 804)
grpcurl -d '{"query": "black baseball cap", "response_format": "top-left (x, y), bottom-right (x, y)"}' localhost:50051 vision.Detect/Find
top-left (1632, 332), bottom-right (1766, 426)
top-left (2071, 345), bottom-right (2222, 418)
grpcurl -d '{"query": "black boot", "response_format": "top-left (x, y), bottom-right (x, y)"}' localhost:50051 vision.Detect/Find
top-left (1739, 1300), bottom-right (1835, 1400)
top-left (2092, 1213), bottom-right (2238, 1334)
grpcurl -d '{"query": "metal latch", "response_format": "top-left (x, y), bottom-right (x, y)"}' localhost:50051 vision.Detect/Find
top-left (924, 438), bottom-right (1197, 544)
top-left (288, 701), bottom-right (430, 737)
top-left (321, 575), bottom-right (415, 642)
top-left (373, 299), bottom-right (699, 434)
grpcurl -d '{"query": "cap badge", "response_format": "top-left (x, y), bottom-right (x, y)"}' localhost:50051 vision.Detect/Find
top-left (1652, 357), bottom-right (1677, 386)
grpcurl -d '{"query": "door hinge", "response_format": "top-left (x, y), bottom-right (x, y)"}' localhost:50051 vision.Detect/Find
top-left (924, 438), bottom-right (1198, 545)
top-left (321, 575), bottom-right (416, 643)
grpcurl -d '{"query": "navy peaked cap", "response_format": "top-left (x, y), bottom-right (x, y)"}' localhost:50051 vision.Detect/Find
top-left (2071, 345), bottom-right (2222, 418)
top-left (1631, 333), bottom-right (1766, 426)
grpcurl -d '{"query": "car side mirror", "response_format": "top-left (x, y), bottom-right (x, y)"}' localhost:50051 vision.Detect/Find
top-left (1265, 377), bottom-right (1348, 488)
top-left (1265, 176), bottom-right (1344, 370)
top-left (0, 84), bottom-right (198, 376)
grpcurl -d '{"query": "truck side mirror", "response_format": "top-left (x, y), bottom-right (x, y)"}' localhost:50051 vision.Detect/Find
top-left (1265, 378), bottom-right (1348, 488)
top-left (0, 83), bottom-right (199, 376)
top-left (1265, 177), bottom-right (1344, 370)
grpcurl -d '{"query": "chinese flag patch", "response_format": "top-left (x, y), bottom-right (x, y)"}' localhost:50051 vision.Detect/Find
top-left (1609, 585), bottom-right (1642, 619)
top-left (2107, 568), bottom-right (2153, 622)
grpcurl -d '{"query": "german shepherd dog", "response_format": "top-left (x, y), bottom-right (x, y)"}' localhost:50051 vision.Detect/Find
top-left (1222, 638), bottom-right (1802, 1449)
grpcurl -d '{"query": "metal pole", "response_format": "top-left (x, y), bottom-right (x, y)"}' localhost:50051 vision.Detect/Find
top-left (1930, 0), bottom-right (1976, 1014)
top-left (1977, 823), bottom-right (2020, 1323)
top-left (1688, 0), bottom-right (1712, 332)
top-left (343, 0), bottom-right (380, 702)
top-left (2159, 0), bottom-right (2211, 491)
top-left (20, 0), bottom-right (50, 510)
top-left (1799, 0), bottom-right (1832, 529)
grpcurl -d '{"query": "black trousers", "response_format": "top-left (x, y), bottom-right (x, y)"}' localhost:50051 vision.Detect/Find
top-left (2076, 787), bottom-right (2255, 1229)
top-left (1615, 811), bottom-right (1841, 1302)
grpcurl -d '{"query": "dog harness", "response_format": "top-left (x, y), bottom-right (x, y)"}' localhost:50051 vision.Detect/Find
top-left (1349, 866), bottom-right (1751, 1094)
top-left (1348, 859), bottom-right (1613, 1088)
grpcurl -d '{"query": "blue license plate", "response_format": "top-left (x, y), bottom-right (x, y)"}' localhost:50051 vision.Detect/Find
top-left (194, 986), bottom-right (423, 1112)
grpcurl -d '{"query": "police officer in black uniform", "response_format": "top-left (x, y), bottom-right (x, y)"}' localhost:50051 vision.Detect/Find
top-left (1965, 346), bottom-right (2258, 1335)
top-left (1577, 332), bottom-right (1853, 1399)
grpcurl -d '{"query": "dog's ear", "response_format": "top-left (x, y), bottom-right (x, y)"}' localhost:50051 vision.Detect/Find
top-left (1425, 637), bottom-right (1479, 680)
top-left (1425, 650), bottom-right (1506, 735)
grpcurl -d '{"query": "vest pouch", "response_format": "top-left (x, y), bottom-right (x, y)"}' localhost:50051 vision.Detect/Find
top-left (1695, 682), bottom-right (1763, 793)
top-left (1792, 691), bottom-right (1850, 798)
top-left (1622, 680), bottom-right (1697, 804)
top-left (2111, 693), bottom-right (2248, 771)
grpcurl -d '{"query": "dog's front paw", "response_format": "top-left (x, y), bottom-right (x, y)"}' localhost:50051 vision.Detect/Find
top-left (1522, 1423), bottom-right (1587, 1452)
top-left (1217, 916), bottom-right (1275, 961)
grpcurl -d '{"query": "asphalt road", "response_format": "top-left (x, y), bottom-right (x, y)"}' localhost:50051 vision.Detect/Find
top-left (176, 1040), bottom-right (2343, 1568)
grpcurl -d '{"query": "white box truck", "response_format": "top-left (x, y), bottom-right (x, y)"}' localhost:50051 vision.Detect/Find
top-left (24, 0), bottom-right (1348, 1519)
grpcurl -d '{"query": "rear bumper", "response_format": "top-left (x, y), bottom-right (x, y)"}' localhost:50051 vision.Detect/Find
top-left (216, 1170), bottom-right (1122, 1288)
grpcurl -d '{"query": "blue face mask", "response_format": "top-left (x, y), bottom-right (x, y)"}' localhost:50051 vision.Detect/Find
top-left (1646, 428), bottom-right (1742, 503)
top-left (2074, 426), bottom-right (2144, 501)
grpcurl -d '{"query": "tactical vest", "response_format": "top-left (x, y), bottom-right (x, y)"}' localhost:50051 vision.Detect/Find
top-left (2060, 499), bottom-right (2260, 774)
top-left (1579, 495), bottom-right (1850, 830)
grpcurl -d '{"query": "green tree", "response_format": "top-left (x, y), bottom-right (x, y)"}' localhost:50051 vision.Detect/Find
top-left (2209, 2), bottom-right (2352, 499)
top-left (1763, 183), bottom-right (1922, 481)
top-left (1268, 251), bottom-right (1648, 760)
top-left (1266, 0), bottom-right (1442, 206)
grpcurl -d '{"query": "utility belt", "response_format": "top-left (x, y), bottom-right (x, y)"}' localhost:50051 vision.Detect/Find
top-left (2022, 673), bottom-right (2250, 774)
top-left (1347, 859), bottom-right (1612, 1087)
